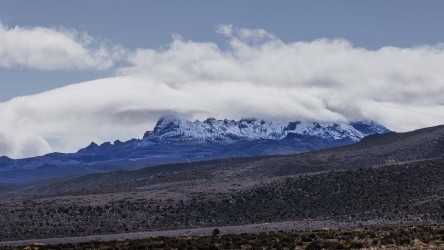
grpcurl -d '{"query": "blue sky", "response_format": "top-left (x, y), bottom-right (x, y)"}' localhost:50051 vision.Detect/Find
top-left (1, 0), bottom-right (444, 101)
top-left (1, 1), bottom-right (444, 158)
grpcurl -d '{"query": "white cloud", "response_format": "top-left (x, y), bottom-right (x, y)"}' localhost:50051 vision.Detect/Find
top-left (1, 25), bottom-right (444, 158)
top-left (0, 131), bottom-right (52, 159)
top-left (0, 22), bottom-right (124, 70)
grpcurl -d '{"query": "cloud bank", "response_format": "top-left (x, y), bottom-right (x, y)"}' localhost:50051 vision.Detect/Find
top-left (0, 22), bottom-right (123, 70)
top-left (1, 24), bottom-right (444, 158)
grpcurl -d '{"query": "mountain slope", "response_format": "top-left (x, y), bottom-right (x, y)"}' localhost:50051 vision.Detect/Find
top-left (1, 124), bottom-right (443, 241)
top-left (146, 117), bottom-right (388, 143)
top-left (5, 123), bottom-right (444, 199)
top-left (0, 117), bottom-right (389, 183)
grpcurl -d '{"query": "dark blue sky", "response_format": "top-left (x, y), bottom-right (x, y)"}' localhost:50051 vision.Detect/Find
top-left (1, 0), bottom-right (444, 101)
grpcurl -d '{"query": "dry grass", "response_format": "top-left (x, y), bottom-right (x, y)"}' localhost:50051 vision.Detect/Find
top-left (4, 225), bottom-right (444, 250)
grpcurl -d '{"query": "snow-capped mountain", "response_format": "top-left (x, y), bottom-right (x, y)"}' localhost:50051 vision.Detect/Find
top-left (144, 117), bottom-right (389, 143)
top-left (0, 117), bottom-right (390, 183)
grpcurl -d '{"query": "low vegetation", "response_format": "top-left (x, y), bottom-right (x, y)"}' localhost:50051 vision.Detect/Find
top-left (4, 225), bottom-right (444, 249)
top-left (1, 127), bottom-right (444, 246)
top-left (1, 159), bottom-right (443, 241)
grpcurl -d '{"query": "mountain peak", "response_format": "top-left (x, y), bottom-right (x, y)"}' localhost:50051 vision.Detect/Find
top-left (153, 116), bottom-right (182, 132)
top-left (77, 142), bottom-right (99, 153)
top-left (6, 116), bottom-right (391, 183)
top-left (145, 117), bottom-right (390, 144)
top-left (0, 156), bottom-right (12, 161)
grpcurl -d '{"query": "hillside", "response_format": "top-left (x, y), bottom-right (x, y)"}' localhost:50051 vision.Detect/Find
top-left (0, 124), bottom-right (443, 241)
top-left (0, 117), bottom-right (388, 183)
top-left (6, 124), bottom-right (444, 198)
